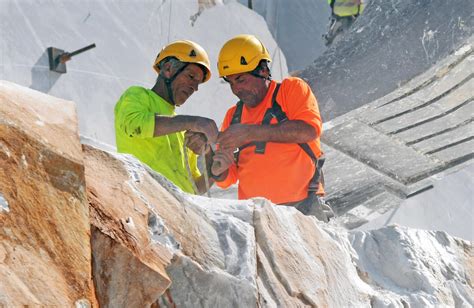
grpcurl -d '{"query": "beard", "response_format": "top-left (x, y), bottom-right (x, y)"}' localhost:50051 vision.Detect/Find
top-left (239, 93), bottom-right (260, 107)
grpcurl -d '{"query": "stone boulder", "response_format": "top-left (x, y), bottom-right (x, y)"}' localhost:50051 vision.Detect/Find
top-left (83, 145), bottom-right (257, 307)
top-left (1, 80), bottom-right (471, 307)
top-left (85, 145), bottom-right (472, 307)
top-left (0, 81), bottom-right (96, 306)
top-left (84, 146), bottom-right (173, 307)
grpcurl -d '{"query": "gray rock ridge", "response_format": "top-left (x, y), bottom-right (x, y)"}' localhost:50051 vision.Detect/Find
top-left (321, 41), bottom-right (473, 232)
top-left (299, 0), bottom-right (473, 121)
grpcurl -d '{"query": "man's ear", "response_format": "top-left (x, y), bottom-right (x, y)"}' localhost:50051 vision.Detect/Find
top-left (160, 61), bottom-right (173, 79)
top-left (259, 66), bottom-right (271, 79)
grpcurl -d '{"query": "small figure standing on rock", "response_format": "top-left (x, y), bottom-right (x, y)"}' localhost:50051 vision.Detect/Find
top-left (324, 0), bottom-right (366, 46)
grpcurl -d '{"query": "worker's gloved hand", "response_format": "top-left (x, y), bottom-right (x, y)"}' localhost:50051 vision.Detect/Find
top-left (184, 131), bottom-right (209, 155)
top-left (191, 117), bottom-right (219, 144)
top-left (210, 149), bottom-right (234, 178)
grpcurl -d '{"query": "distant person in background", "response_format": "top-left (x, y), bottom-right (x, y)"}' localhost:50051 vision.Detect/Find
top-left (211, 34), bottom-right (334, 222)
top-left (324, 0), bottom-right (366, 46)
top-left (115, 40), bottom-right (218, 195)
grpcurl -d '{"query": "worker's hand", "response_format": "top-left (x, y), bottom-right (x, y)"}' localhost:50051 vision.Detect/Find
top-left (211, 149), bottom-right (234, 176)
top-left (184, 131), bottom-right (209, 155)
top-left (217, 124), bottom-right (252, 151)
top-left (191, 117), bottom-right (219, 144)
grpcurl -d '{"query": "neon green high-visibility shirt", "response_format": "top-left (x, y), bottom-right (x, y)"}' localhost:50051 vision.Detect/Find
top-left (114, 86), bottom-right (200, 194)
top-left (331, 0), bottom-right (365, 17)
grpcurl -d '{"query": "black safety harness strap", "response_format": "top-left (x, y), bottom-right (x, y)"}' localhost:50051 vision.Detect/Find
top-left (230, 83), bottom-right (325, 196)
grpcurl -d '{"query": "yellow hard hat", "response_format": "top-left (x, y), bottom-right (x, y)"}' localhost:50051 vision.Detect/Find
top-left (153, 40), bottom-right (211, 82)
top-left (217, 34), bottom-right (271, 77)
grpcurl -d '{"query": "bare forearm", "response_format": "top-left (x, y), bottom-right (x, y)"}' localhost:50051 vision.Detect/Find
top-left (154, 115), bottom-right (219, 144)
top-left (249, 120), bottom-right (317, 143)
top-left (153, 115), bottom-right (196, 137)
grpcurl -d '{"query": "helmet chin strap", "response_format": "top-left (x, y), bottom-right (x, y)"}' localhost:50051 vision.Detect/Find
top-left (164, 63), bottom-right (189, 105)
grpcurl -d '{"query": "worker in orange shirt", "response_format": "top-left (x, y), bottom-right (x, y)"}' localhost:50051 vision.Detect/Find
top-left (210, 34), bottom-right (334, 222)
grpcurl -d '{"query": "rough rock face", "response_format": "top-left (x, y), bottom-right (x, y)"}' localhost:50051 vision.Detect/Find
top-left (256, 205), bottom-right (473, 307)
top-left (85, 145), bottom-right (472, 307)
top-left (1, 80), bottom-right (472, 307)
top-left (0, 81), bottom-right (96, 306)
top-left (83, 144), bottom-right (258, 307)
top-left (299, 0), bottom-right (473, 120)
top-left (254, 204), bottom-right (372, 307)
top-left (84, 146), bottom-right (172, 307)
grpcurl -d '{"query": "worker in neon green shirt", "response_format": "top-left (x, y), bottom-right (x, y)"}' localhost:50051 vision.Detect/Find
top-left (324, 0), bottom-right (366, 46)
top-left (115, 40), bottom-right (218, 194)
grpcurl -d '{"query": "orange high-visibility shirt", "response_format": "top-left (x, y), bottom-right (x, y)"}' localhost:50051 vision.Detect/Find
top-left (216, 77), bottom-right (324, 204)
